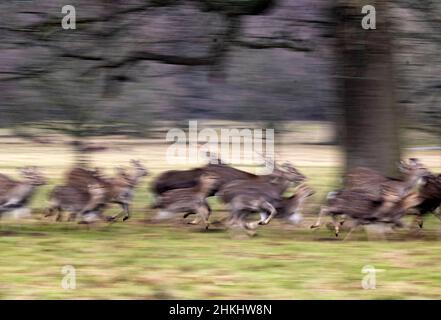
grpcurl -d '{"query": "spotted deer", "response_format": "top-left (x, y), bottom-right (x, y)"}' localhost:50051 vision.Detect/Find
top-left (217, 161), bottom-right (306, 204)
top-left (65, 160), bottom-right (149, 221)
top-left (317, 189), bottom-right (422, 239)
top-left (311, 159), bottom-right (429, 236)
top-left (413, 172), bottom-right (441, 228)
top-left (227, 184), bottom-right (314, 233)
top-left (46, 183), bottom-right (109, 222)
top-left (153, 173), bottom-right (219, 230)
top-left (151, 153), bottom-right (304, 201)
top-left (0, 167), bottom-right (46, 216)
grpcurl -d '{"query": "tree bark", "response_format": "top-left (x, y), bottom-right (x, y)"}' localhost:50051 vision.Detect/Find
top-left (336, 1), bottom-right (400, 175)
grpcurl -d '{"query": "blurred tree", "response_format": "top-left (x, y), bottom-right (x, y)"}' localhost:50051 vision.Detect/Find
top-left (0, 0), bottom-right (438, 170)
top-left (334, 0), bottom-right (400, 175)
top-left (0, 0), bottom-right (311, 142)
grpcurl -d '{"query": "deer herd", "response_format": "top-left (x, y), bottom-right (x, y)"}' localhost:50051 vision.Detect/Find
top-left (0, 155), bottom-right (440, 239)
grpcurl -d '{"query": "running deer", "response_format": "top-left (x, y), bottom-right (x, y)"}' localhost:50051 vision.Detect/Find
top-left (152, 173), bottom-right (219, 230)
top-left (344, 158), bottom-right (429, 200)
top-left (414, 172), bottom-right (441, 228)
top-left (46, 183), bottom-right (109, 222)
top-left (316, 189), bottom-right (422, 239)
top-left (311, 158), bottom-right (429, 230)
top-left (217, 161), bottom-right (306, 204)
top-left (66, 160), bottom-right (149, 221)
top-left (0, 167), bottom-right (47, 216)
top-left (151, 161), bottom-right (252, 199)
top-left (227, 184), bottom-right (314, 233)
top-left (151, 153), bottom-right (304, 200)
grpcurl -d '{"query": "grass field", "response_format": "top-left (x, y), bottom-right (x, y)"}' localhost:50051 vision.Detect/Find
top-left (0, 138), bottom-right (440, 299)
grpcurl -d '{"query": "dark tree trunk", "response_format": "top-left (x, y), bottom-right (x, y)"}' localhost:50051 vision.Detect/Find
top-left (336, 1), bottom-right (400, 175)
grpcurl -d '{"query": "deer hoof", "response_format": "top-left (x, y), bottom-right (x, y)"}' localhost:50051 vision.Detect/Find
top-left (123, 216), bottom-right (129, 222)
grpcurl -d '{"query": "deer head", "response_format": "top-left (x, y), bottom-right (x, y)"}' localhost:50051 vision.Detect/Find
top-left (279, 161), bottom-right (306, 184)
top-left (398, 158), bottom-right (430, 181)
top-left (130, 159), bottom-right (149, 178)
top-left (19, 166), bottom-right (47, 186)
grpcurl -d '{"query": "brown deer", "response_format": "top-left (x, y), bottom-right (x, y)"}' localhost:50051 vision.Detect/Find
top-left (344, 158), bottom-right (429, 200)
top-left (46, 183), bottom-right (109, 222)
top-left (151, 153), bottom-right (302, 199)
top-left (226, 184), bottom-right (314, 233)
top-left (319, 190), bottom-right (422, 239)
top-left (311, 158), bottom-right (429, 230)
top-left (217, 161), bottom-right (306, 204)
top-left (152, 162), bottom-right (252, 199)
top-left (65, 160), bottom-right (149, 221)
top-left (0, 167), bottom-right (47, 216)
top-left (152, 173), bottom-right (219, 230)
top-left (413, 173), bottom-right (441, 228)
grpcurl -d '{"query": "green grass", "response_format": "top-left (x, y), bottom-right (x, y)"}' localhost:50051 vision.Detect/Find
top-left (2, 216), bottom-right (441, 299)
top-left (0, 142), bottom-right (440, 299)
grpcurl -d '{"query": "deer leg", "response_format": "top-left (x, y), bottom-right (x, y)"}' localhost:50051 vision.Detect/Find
top-left (109, 202), bottom-right (127, 221)
top-left (311, 206), bottom-right (329, 229)
top-left (44, 205), bottom-right (55, 218)
top-left (183, 212), bottom-right (194, 219)
top-left (343, 221), bottom-right (359, 241)
top-left (259, 202), bottom-right (277, 225)
top-left (188, 216), bottom-right (201, 225)
top-left (68, 211), bottom-right (77, 222)
top-left (55, 208), bottom-right (63, 222)
top-left (413, 214), bottom-right (424, 228)
top-left (93, 210), bottom-right (114, 222)
top-left (196, 205), bottom-right (210, 230)
top-left (433, 207), bottom-right (441, 221)
top-left (332, 214), bottom-right (341, 237)
top-left (240, 213), bottom-right (258, 236)
top-left (122, 203), bottom-right (130, 221)
top-left (339, 216), bottom-right (346, 226)
top-left (226, 209), bottom-right (241, 228)
top-left (187, 210), bottom-right (201, 225)
top-left (259, 212), bottom-right (269, 223)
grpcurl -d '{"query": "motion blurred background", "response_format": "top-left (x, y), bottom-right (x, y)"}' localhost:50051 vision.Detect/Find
top-left (0, 0), bottom-right (440, 299)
